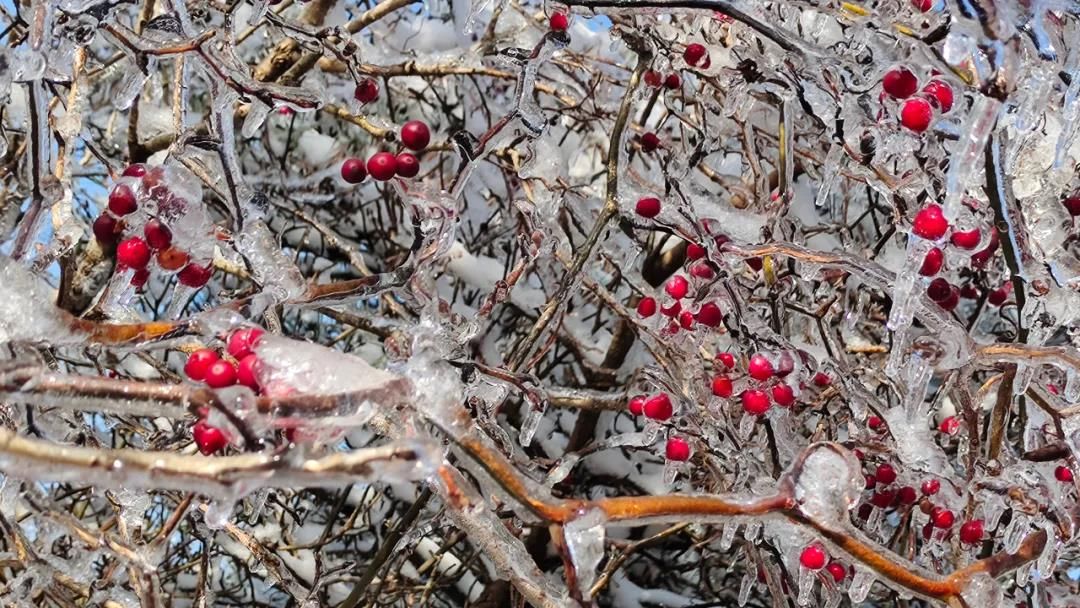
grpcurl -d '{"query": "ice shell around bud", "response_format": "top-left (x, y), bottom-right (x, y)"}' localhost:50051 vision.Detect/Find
top-left (793, 443), bottom-right (863, 524)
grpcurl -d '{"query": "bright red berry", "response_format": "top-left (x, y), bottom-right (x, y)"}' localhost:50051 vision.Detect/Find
top-left (184, 349), bottom-right (219, 381)
top-left (900, 97), bottom-right (934, 132)
top-left (143, 218), bottom-right (172, 250)
top-left (921, 478), bottom-right (941, 495)
top-left (367, 152), bottom-right (398, 181)
top-left (882, 67), bottom-right (919, 99)
top-left (665, 436), bottom-right (691, 461)
top-left (122, 164), bottom-right (146, 178)
top-left (548, 12), bottom-right (569, 31)
top-left (939, 416), bottom-right (961, 435)
top-left (637, 296), bottom-right (657, 318)
top-left (711, 375), bottom-right (733, 398)
top-left (193, 421), bottom-right (229, 455)
top-left (204, 360), bottom-right (237, 388)
top-left (919, 247), bottom-right (944, 276)
top-left (177, 262), bottom-right (212, 287)
top-left (717, 352), bottom-right (735, 369)
top-left (689, 262), bottom-right (714, 279)
top-left (800, 545), bottom-right (827, 570)
top-left (931, 506), bottom-right (955, 528)
top-left (912, 0), bottom-right (933, 11)
top-left (341, 158), bottom-right (367, 183)
top-left (643, 393), bottom-right (674, 421)
top-left (912, 204), bottom-right (949, 240)
top-left (116, 237), bottom-right (151, 269)
top-left (93, 214), bottom-right (120, 246)
top-left (959, 519), bottom-right (984, 544)
top-left (663, 73), bottom-right (681, 89)
top-left (825, 562), bottom-right (846, 583)
top-left (867, 415), bottom-right (885, 432)
top-left (400, 120), bottom-right (431, 151)
top-left (922, 80), bottom-right (954, 112)
top-left (696, 302), bottom-right (723, 327)
top-left (1063, 193), bottom-right (1080, 216)
top-left (628, 394), bottom-right (646, 416)
top-left (1055, 465), bottom-right (1074, 482)
top-left (876, 463), bottom-right (897, 485)
top-left (683, 43), bottom-right (709, 68)
top-left (354, 78), bottom-right (379, 104)
top-left (108, 185), bottom-right (138, 216)
top-left (741, 389), bottom-right (771, 415)
top-left (660, 301), bottom-right (681, 317)
top-left (644, 70), bottom-right (663, 88)
top-left (228, 328), bottom-right (265, 360)
top-left (236, 354), bottom-right (261, 390)
top-left (950, 228), bottom-right (980, 249)
top-left (747, 354), bottom-right (774, 381)
top-left (686, 243), bottom-right (706, 260)
top-left (678, 310), bottom-right (694, 330)
top-left (771, 383), bottom-right (795, 407)
top-left (635, 197), bottom-right (661, 218)
top-left (395, 153), bottom-right (420, 178)
top-left (927, 278), bottom-right (952, 302)
top-left (665, 276), bottom-right (689, 299)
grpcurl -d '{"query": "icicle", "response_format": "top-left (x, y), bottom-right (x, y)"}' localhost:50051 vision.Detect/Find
top-left (563, 509), bottom-right (607, 599)
top-left (887, 237), bottom-right (932, 333)
top-left (796, 566), bottom-right (816, 606)
top-left (942, 97), bottom-right (1001, 220)
top-left (737, 572), bottom-right (754, 606)
top-left (242, 99), bottom-right (271, 138)
top-left (719, 523), bottom-right (739, 551)
top-left (743, 521), bottom-right (761, 543)
top-left (847, 568), bottom-right (874, 603)
top-left (1065, 370), bottom-right (1080, 403)
top-left (519, 406), bottom-right (543, 448)
top-left (813, 144), bottom-right (844, 208)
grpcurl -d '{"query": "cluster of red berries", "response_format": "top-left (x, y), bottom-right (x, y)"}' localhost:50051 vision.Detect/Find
top-left (93, 165), bottom-right (213, 289)
top-left (881, 66), bottom-right (953, 133)
top-left (185, 328), bottom-right (265, 455)
top-left (625, 396), bottom-right (691, 462)
top-left (341, 120), bottom-right (429, 184)
top-left (713, 352), bottom-right (829, 417)
top-left (643, 69), bottom-right (682, 91)
top-left (798, 544), bottom-right (846, 582)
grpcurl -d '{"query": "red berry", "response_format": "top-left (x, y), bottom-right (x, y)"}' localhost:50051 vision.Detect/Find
top-left (959, 519), bottom-right (984, 544)
top-left (747, 354), bottom-right (774, 381)
top-left (865, 474), bottom-right (876, 489)
top-left (825, 562), bottom-right (846, 583)
top-left (696, 302), bottom-right (723, 327)
top-left (812, 372), bottom-right (831, 387)
top-left (130, 267), bottom-right (150, 288)
top-left (228, 328), bottom-right (265, 360)
top-left (746, 257), bottom-right (763, 271)
top-left (876, 463), bottom-right (897, 485)
top-left (637, 296), bottom-right (658, 318)
top-left (354, 78), bottom-right (379, 104)
top-left (395, 153), bottom-right (420, 178)
top-left (678, 310), bottom-right (694, 330)
top-left (644, 70), bottom-right (663, 88)
top-left (193, 421), bottom-right (229, 455)
top-left (660, 301), bottom-right (681, 317)
top-left (771, 383), bottom-right (795, 407)
top-left (643, 393), bottom-right (674, 421)
top-left (548, 12), bottom-right (569, 31)
top-left (988, 283), bottom-right (1011, 306)
top-left (931, 506), bottom-right (955, 528)
top-left (882, 67), bottom-right (919, 99)
top-left (635, 197), bottom-right (661, 218)
top-left (717, 352), bottom-right (735, 369)
top-left (184, 348), bottom-right (219, 381)
top-left (641, 132), bottom-right (661, 153)
top-left (919, 247), bottom-right (944, 276)
top-left (122, 164), bottom-right (146, 178)
top-left (116, 237), bottom-right (152, 269)
top-left (939, 416), bottom-right (961, 435)
top-left (950, 228), bottom-right (980, 249)
top-left (741, 389), bottom-right (771, 415)
top-left (912, 204), bottom-right (949, 240)
top-left (108, 185), bottom-right (138, 216)
top-left (143, 218), bottom-right (172, 250)
top-left (799, 545), bottom-right (827, 570)
top-left (628, 395), bottom-right (646, 416)
top-left (912, 0), bottom-right (933, 11)
top-left (177, 262), bottom-right (212, 287)
top-left (775, 353), bottom-right (795, 378)
top-left (665, 276), bottom-right (689, 299)
top-left (663, 73), bottom-right (681, 89)
top-left (900, 97), bottom-right (934, 132)
top-left (157, 247), bottom-right (190, 271)
top-left (921, 479), bottom-right (941, 496)
top-left (689, 263), bottom-right (714, 280)
top-left (367, 152), bottom-right (398, 181)
top-left (93, 214), bottom-right (121, 246)
top-left (960, 283), bottom-right (979, 299)
top-left (665, 436), bottom-right (691, 461)
top-left (927, 278), bottom-right (952, 302)
top-left (1055, 465), bottom-right (1073, 482)
top-left (1063, 193), bottom-right (1080, 216)
top-left (341, 158), bottom-right (367, 183)
top-left (236, 354), bottom-right (261, 390)
top-left (204, 360), bottom-right (237, 388)
top-left (922, 80), bottom-right (954, 112)
top-left (897, 486), bottom-right (918, 504)
top-left (683, 43), bottom-right (709, 67)
top-left (937, 287), bottom-right (960, 311)
top-left (868, 415), bottom-right (885, 431)
top-left (400, 120), bottom-right (431, 151)
top-left (870, 489), bottom-right (895, 508)
top-left (711, 375), bottom-right (733, 398)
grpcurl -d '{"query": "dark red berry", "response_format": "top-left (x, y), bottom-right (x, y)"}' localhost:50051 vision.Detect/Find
top-left (912, 0), bottom-right (933, 11)
top-left (683, 43), bottom-right (709, 67)
top-left (771, 383), bottom-right (795, 407)
top-left (130, 267), bottom-right (150, 288)
top-left (931, 506), bottom-right (955, 528)
top-left (882, 67), bottom-right (919, 99)
top-left (747, 354), bottom-right (774, 381)
top-left (93, 214), bottom-right (121, 246)
top-left (663, 73), bottom-right (681, 89)
top-left (367, 152), bottom-right (398, 181)
top-left (400, 120), bottom-right (431, 151)
top-left (868, 415), bottom-right (885, 431)
top-left (696, 302), bottom-right (723, 327)
top-left (341, 158), bottom-right (367, 183)
top-left (143, 218), bottom-right (172, 250)
top-left (395, 153), bottom-right (420, 178)
top-left (1063, 193), bottom-right (1080, 216)
top-left (236, 354), bottom-right (261, 390)
top-left (122, 164), bottom-right (146, 178)
top-left (644, 70), bottom-right (662, 88)
top-left (919, 247), bottom-right (944, 276)
top-left (177, 262), bottom-right (212, 287)
top-left (108, 185), bottom-right (138, 216)
top-left (686, 243), bottom-right (706, 260)
top-left (825, 562), bottom-right (846, 583)
top-left (628, 395), bottom-right (646, 416)
top-left (921, 478), bottom-right (941, 495)
top-left (636, 197), bottom-right (661, 218)
top-left (1055, 465), bottom-right (1073, 482)
top-left (897, 486), bottom-right (918, 504)
top-left (354, 79), bottom-right (379, 104)
top-left (950, 228), bottom-right (980, 249)
top-left (665, 276), bottom-right (689, 299)
top-left (641, 132), bottom-right (661, 152)
top-left (717, 352), bottom-right (735, 369)
top-left (988, 283), bottom-right (1011, 306)
top-left (876, 463), bottom-right (897, 485)
top-left (939, 416), bottom-right (961, 435)
top-left (927, 278), bottom-right (952, 302)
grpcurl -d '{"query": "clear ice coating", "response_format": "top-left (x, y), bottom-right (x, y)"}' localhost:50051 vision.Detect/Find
top-left (564, 508), bottom-right (607, 599)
